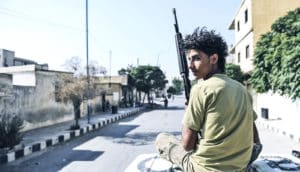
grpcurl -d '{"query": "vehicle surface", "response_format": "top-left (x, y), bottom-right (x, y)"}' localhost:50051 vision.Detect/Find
top-left (126, 153), bottom-right (300, 172)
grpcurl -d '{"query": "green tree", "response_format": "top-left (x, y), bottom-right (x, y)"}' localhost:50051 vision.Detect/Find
top-left (250, 8), bottom-right (300, 100)
top-left (225, 63), bottom-right (244, 84)
top-left (171, 77), bottom-right (183, 94)
top-left (130, 65), bottom-right (167, 104)
top-left (118, 66), bottom-right (135, 107)
top-left (167, 86), bottom-right (177, 95)
top-left (0, 113), bottom-right (24, 149)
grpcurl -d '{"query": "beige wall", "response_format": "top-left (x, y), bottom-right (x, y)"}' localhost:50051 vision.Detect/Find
top-left (252, 0), bottom-right (300, 47)
top-left (1, 70), bottom-right (74, 131)
top-left (0, 69), bottom-right (128, 131)
top-left (18, 71), bottom-right (73, 131)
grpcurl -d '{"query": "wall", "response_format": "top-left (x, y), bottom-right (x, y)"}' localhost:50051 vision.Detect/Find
top-left (0, 74), bottom-right (13, 113)
top-left (234, 0), bottom-right (253, 44)
top-left (0, 68), bottom-right (129, 130)
top-left (234, 32), bottom-right (254, 72)
top-left (231, 0), bottom-right (254, 72)
top-left (254, 91), bottom-right (300, 120)
top-left (4, 70), bottom-right (74, 131)
top-left (0, 49), bottom-right (15, 67)
top-left (252, 0), bottom-right (300, 47)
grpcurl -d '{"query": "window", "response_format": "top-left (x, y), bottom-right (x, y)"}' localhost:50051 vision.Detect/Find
top-left (237, 21), bottom-right (240, 31)
top-left (245, 9), bottom-right (248, 23)
top-left (238, 52), bottom-right (241, 63)
top-left (3, 57), bottom-right (8, 67)
top-left (246, 45), bottom-right (250, 59)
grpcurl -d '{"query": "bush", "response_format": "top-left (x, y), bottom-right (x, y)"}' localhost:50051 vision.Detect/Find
top-left (225, 63), bottom-right (244, 84)
top-left (0, 114), bottom-right (24, 149)
top-left (250, 8), bottom-right (300, 100)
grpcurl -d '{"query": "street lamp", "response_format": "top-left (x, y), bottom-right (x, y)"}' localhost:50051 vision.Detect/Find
top-left (86, 0), bottom-right (91, 123)
top-left (109, 50), bottom-right (112, 88)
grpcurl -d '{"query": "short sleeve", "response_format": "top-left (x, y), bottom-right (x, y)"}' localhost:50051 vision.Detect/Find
top-left (182, 85), bottom-right (206, 131)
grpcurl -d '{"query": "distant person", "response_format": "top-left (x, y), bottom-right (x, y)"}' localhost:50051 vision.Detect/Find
top-left (155, 27), bottom-right (261, 171)
top-left (163, 97), bottom-right (168, 108)
top-left (106, 101), bottom-right (110, 111)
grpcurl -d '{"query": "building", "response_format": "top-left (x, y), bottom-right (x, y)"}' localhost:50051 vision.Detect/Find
top-left (229, 0), bottom-right (300, 120)
top-left (229, 0), bottom-right (300, 72)
top-left (0, 49), bottom-right (48, 70)
top-left (0, 65), bottom-right (74, 131)
top-left (0, 48), bottom-right (132, 130)
top-left (93, 75), bottom-right (131, 110)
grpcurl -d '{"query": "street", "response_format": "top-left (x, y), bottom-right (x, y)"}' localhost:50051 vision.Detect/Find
top-left (1, 96), bottom-right (299, 172)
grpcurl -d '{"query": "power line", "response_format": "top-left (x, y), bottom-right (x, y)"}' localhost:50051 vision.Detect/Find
top-left (0, 6), bottom-right (83, 32)
top-left (0, 6), bottom-right (103, 49)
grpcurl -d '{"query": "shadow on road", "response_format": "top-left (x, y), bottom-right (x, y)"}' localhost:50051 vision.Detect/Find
top-left (113, 131), bottom-right (181, 146)
top-left (158, 106), bottom-right (184, 110)
top-left (99, 124), bottom-right (140, 138)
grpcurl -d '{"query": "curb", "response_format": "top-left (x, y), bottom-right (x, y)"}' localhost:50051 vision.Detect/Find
top-left (0, 107), bottom-right (145, 164)
top-left (256, 119), bottom-right (300, 144)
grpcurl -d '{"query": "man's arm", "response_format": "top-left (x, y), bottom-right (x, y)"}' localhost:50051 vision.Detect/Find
top-left (182, 125), bottom-right (198, 151)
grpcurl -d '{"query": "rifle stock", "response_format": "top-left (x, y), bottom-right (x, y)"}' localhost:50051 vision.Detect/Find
top-left (173, 8), bottom-right (191, 103)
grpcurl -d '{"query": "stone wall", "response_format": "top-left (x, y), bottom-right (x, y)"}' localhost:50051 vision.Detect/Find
top-left (5, 71), bottom-right (74, 131)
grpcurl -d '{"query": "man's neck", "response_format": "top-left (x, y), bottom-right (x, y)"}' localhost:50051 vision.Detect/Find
top-left (203, 69), bottom-right (222, 80)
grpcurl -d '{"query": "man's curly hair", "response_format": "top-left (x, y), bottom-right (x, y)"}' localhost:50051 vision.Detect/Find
top-left (184, 27), bottom-right (228, 73)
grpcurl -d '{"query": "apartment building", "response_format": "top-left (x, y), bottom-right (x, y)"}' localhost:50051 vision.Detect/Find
top-left (229, 0), bottom-right (300, 120)
top-left (229, 0), bottom-right (300, 72)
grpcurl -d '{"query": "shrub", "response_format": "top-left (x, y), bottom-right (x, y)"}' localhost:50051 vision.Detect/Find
top-left (0, 114), bottom-right (24, 149)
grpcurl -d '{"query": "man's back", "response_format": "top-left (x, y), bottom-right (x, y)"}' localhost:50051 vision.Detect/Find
top-left (183, 74), bottom-right (254, 171)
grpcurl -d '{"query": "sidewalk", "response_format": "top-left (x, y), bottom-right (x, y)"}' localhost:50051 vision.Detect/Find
top-left (0, 106), bottom-right (146, 164)
top-left (256, 116), bottom-right (300, 144)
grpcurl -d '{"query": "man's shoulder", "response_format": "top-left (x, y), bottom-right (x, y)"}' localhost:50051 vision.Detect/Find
top-left (199, 74), bottom-right (228, 89)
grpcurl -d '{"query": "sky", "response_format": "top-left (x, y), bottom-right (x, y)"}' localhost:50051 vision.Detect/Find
top-left (0, 0), bottom-right (241, 82)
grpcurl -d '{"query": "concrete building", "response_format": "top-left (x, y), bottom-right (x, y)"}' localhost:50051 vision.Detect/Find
top-left (0, 49), bottom-right (48, 70)
top-left (93, 75), bottom-right (132, 110)
top-left (0, 48), bottom-right (132, 130)
top-left (229, 0), bottom-right (300, 72)
top-left (229, 0), bottom-right (300, 120)
top-left (0, 66), bottom-right (131, 131)
top-left (0, 65), bottom-right (74, 131)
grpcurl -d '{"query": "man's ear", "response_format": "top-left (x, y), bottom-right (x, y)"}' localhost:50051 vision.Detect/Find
top-left (209, 54), bottom-right (219, 64)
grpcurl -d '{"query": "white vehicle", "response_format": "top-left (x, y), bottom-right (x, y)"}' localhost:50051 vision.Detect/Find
top-left (125, 153), bottom-right (300, 172)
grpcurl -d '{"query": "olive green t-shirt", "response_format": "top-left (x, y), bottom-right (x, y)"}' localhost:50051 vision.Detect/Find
top-left (182, 74), bottom-right (256, 172)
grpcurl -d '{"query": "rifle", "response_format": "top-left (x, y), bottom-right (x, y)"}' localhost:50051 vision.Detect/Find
top-left (173, 8), bottom-right (191, 103)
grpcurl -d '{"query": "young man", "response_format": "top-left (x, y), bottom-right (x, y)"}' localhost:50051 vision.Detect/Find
top-left (156, 27), bottom-right (260, 172)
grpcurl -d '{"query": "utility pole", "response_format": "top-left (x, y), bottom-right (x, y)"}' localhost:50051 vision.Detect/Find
top-left (86, 0), bottom-right (91, 124)
top-left (109, 50), bottom-right (112, 87)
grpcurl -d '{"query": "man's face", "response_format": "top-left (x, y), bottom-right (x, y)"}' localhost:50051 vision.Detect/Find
top-left (187, 49), bottom-right (214, 80)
